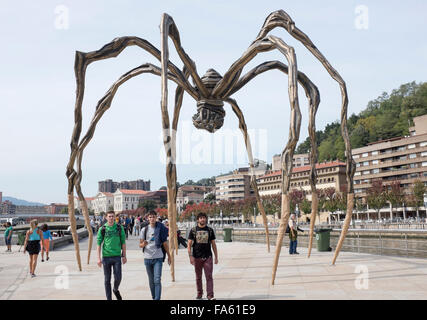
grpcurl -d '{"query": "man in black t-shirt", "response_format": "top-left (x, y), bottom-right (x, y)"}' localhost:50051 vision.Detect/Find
top-left (188, 212), bottom-right (218, 300)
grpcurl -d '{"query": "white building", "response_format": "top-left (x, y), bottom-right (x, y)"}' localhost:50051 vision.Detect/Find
top-left (75, 197), bottom-right (95, 213)
top-left (92, 192), bottom-right (114, 215)
top-left (114, 189), bottom-right (148, 212)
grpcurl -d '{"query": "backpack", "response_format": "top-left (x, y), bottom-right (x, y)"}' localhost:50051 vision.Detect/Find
top-left (142, 223), bottom-right (166, 262)
top-left (101, 223), bottom-right (123, 246)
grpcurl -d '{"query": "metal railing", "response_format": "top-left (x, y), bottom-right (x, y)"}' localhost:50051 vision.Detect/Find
top-left (211, 227), bottom-right (427, 259)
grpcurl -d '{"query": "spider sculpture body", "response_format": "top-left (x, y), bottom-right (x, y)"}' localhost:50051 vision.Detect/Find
top-left (66, 10), bottom-right (356, 285)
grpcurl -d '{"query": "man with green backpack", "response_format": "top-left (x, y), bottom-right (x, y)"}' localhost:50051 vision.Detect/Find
top-left (97, 211), bottom-right (127, 300)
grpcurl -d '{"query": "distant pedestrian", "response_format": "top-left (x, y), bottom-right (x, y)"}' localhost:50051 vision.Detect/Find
top-left (4, 222), bottom-right (13, 252)
top-left (97, 211), bottom-right (127, 300)
top-left (288, 213), bottom-right (304, 255)
top-left (134, 216), bottom-right (141, 236)
top-left (177, 229), bottom-right (187, 248)
top-left (129, 216), bottom-right (134, 236)
top-left (187, 212), bottom-right (218, 300)
top-left (140, 210), bottom-right (171, 300)
top-left (40, 224), bottom-right (53, 262)
top-left (90, 218), bottom-right (96, 234)
top-left (23, 219), bottom-right (44, 278)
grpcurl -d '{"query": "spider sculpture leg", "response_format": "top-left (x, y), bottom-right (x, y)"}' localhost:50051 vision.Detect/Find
top-left (213, 36), bottom-right (302, 284)
top-left (254, 10), bottom-right (356, 265)
top-left (67, 42), bottom-right (192, 271)
top-left (226, 98), bottom-right (271, 253)
top-left (230, 60), bottom-right (320, 258)
top-left (171, 66), bottom-right (191, 256)
top-left (160, 13), bottom-right (210, 281)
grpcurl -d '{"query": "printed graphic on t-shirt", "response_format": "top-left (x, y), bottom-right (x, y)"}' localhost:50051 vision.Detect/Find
top-left (196, 230), bottom-right (209, 244)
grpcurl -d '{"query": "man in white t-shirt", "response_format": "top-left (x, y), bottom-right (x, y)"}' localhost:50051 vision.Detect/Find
top-left (139, 210), bottom-right (171, 300)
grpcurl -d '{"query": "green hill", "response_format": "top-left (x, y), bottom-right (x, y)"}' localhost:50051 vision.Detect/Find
top-left (296, 81), bottom-right (427, 161)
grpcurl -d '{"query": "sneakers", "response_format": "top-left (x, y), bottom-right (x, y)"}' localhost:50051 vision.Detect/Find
top-left (46, 257), bottom-right (49, 261)
top-left (196, 295), bottom-right (203, 300)
top-left (41, 259), bottom-right (44, 262)
top-left (113, 289), bottom-right (122, 300)
top-left (207, 296), bottom-right (216, 300)
top-left (31, 274), bottom-right (36, 278)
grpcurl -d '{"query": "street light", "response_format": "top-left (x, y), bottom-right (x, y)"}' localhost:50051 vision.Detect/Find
top-left (220, 210), bottom-right (223, 227)
top-left (253, 206), bottom-right (256, 227)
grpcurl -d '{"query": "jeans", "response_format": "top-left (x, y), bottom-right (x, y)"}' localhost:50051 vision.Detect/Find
top-left (144, 258), bottom-right (163, 300)
top-left (194, 256), bottom-right (214, 298)
top-left (102, 256), bottom-right (122, 300)
top-left (289, 240), bottom-right (298, 254)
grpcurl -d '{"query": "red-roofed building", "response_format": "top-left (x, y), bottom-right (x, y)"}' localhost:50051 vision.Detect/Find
top-left (257, 161), bottom-right (347, 198)
top-left (46, 203), bottom-right (68, 214)
top-left (139, 190), bottom-right (168, 207)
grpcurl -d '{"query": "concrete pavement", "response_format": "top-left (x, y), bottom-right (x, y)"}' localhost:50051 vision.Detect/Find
top-left (1, 235), bottom-right (427, 300)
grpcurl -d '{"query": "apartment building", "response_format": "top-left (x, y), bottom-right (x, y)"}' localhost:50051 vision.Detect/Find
top-left (257, 161), bottom-right (347, 199)
top-left (215, 161), bottom-right (268, 202)
top-left (352, 115), bottom-right (427, 205)
top-left (216, 168), bottom-right (252, 201)
top-left (98, 178), bottom-right (150, 193)
top-left (272, 153), bottom-right (310, 171)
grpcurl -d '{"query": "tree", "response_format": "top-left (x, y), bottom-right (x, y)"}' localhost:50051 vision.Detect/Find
top-left (411, 180), bottom-right (426, 220)
top-left (204, 193), bottom-right (216, 204)
top-left (384, 180), bottom-right (404, 220)
top-left (300, 198), bottom-right (312, 218)
top-left (366, 180), bottom-right (387, 220)
top-left (261, 194), bottom-right (281, 218)
top-left (155, 207), bottom-right (168, 219)
top-left (289, 188), bottom-right (305, 214)
top-left (138, 199), bottom-right (156, 212)
top-left (159, 186), bottom-right (167, 190)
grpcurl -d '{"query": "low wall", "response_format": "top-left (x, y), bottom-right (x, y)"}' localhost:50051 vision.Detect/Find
top-left (211, 227), bottom-right (427, 259)
top-left (1, 227), bottom-right (88, 250)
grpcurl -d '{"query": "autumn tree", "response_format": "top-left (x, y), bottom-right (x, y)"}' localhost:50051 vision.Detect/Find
top-left (384, 180), bottom-right (405, 220)
top-left (366, 179), bottom-right (387, 220)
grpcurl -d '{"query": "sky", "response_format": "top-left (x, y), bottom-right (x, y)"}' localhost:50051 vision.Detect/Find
top-left (1, 1), bottom-right (427, 204)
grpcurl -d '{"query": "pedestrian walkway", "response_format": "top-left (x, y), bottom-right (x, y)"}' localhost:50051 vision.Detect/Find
top-left (1, 235), bottom-right (426, 299)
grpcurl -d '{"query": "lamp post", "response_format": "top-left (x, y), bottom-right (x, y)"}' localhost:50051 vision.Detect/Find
top-left (253, 206), bottom-right (256, 227)
top-left (220, 210), bottom-right (223, 227)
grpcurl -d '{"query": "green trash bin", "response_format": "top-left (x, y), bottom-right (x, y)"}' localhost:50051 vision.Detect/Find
top-left (315, 228), bottom-right (332, 252)
top-left (223, 228), bottom-right (233, 242)
top-left (18, 231), bottom-right (26, 246)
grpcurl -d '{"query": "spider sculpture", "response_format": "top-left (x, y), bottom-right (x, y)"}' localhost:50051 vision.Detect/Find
top-left (66, 10), bottom-right (356, 284)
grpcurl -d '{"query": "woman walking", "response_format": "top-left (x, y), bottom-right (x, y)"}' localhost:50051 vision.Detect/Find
top-left (23, 219), bottom-right (44, 277)
top-left (41, 224), bottom-right (53, 262)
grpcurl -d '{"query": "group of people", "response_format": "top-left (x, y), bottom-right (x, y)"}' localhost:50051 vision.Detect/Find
top-left (5, 210), bottom-right (302, 299)
top-left (97, 210), bottom-right (218, 300)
